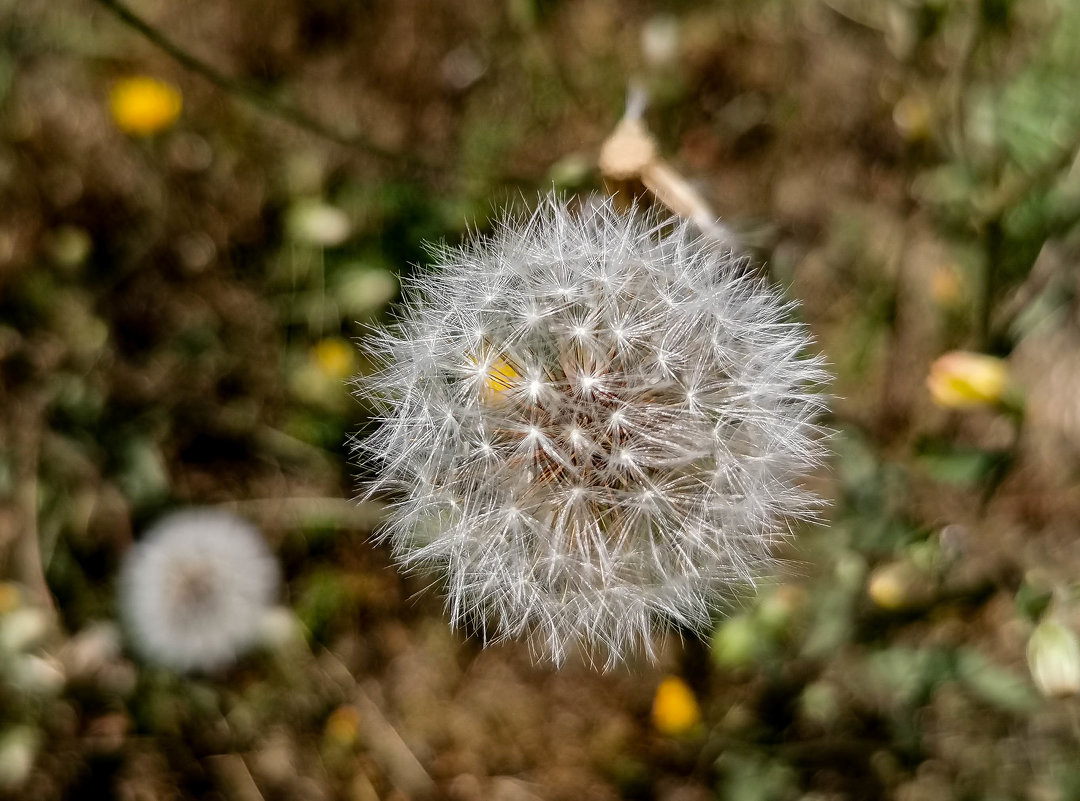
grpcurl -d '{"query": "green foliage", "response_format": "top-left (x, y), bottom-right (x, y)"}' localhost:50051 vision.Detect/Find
top-left (3, 0), bottom-right (1080, 797)
top-left (715, 752), bottom-right (797, 801)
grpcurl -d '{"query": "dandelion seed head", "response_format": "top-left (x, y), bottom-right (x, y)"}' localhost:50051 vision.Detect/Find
top-left (119, 509), bottom-right (279, 673)
top-left (355, 196), bottom-right (828, 668)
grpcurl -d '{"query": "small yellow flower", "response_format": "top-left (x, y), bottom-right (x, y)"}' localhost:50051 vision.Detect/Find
top-left (867, 561), bottom-right (931, 611)
top-left (651, 675), bottom-right (702, 736)
top-left (109, 77), bottom-right (182, 136)
top-left (867, 563), bottom-right (907, 610)
top-left (324, 704), bottom-right (361, 745)
top-left (892, 94), bottom-right (931, 141)
top-left (0, 583), bottom-right (21, 616)
top-left (926, 351), bottom-right (1009, 409)
top-left (930, 264), bottom-right (963, 307)
top-left (313, 338), bottom-right (356, 380)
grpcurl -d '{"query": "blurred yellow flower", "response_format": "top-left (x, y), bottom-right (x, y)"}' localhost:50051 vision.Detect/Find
top-left (867, 563), bottom-right (908, 610)
top-left (313, 337), bottom-right (356, 379)
top-left (893, 94), bottom-right (931, 141)
top-left (324, 704), bottom-right (361, 745)
top-left (0, 583), bottom-right (21, 615)
top-left (867, 561), bottom-right (931, 611)
top-left (930, 263), bottom-right (963, 307)
top-left (926, 351), bottom-right (1009, 409)
top-left (651, 675), bottom-right (701, 736)
top-left (109, 77), bottom-right (182, 136)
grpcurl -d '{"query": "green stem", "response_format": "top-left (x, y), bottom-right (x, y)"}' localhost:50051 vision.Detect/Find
top-left (974, 131), bottom-right (1080, 227)
top-left (947, 1), bottom-right (982, 162)
top-left (976, 217), bottom-right (1002, 350)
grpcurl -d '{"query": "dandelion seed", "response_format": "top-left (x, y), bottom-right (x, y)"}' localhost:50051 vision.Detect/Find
top-left (354, 196), bottom-right (829, 668)
top-left (118, 509), bottom-right (279, 673)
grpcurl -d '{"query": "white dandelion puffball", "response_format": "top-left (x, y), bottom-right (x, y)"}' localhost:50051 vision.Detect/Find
top-left (355, 196), bottom-right (828, 667)
top-left (119, 509), bottom-right (279, 673)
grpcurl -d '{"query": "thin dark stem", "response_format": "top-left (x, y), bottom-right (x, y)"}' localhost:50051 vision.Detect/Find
top-left (91, 0), bottom-right (437, 175)
top-left (977, 407), bottom-right (1023, 516)
top-left (976, 217), bottom-right (1003, 350)
top-left (974, 132), bottom-right (1080, 227)
top-left (7, 393), bottom-right (55, 614)
top-left (970, 121), bottom-right (1080, 347)
top-left (947, 0), bottom-right (982, 161)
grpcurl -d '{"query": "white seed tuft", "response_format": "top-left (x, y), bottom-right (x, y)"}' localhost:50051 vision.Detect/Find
top-left (354, 196), bottom-right (829, 668)
top-left (119, 509), bottom-right (279, 673)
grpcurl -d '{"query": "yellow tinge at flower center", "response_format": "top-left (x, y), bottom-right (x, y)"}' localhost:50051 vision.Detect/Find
top-left (477, 356), bottom-right (520, 403)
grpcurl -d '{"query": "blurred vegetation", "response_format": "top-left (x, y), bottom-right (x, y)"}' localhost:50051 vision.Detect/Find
top-left (2, 0), bottom-right (1080, 799)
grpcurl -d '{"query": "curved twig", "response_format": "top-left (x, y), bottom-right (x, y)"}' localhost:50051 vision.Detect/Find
top-left (91, 0), bottom-right (438, 175)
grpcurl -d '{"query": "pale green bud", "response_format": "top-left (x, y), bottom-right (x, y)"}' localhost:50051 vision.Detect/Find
top-left (1027, 618), bottom-right (1080, 698)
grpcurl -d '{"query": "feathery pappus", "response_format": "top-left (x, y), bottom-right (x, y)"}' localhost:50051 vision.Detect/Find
top-left (354, 196), bottom-right (828, 668)
top-left (119, 509), bottom-right (279, 673)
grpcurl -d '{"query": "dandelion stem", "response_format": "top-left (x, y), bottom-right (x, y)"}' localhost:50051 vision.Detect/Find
top-left (90, 0), bottom-right (436, 173)
top-left (219, 496), bottom-right (384, 531)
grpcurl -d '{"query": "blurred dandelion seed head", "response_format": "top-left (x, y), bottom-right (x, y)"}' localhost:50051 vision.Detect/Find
top-left (286, 199), bottom-right (351, 247)
top-left (354, 196), bottom-right (829, 668)
top-left (119, 509), bottom-right (279, 673)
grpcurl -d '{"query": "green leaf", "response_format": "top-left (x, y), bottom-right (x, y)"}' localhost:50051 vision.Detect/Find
top-left (867, 647), bottom-right (950, 707)
top-left (915, 439), bottom-right (1006, 487)
top-left (954, 649), bottom-right (1038, 713)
